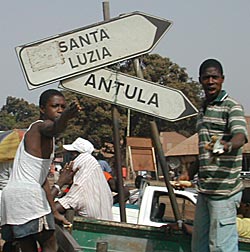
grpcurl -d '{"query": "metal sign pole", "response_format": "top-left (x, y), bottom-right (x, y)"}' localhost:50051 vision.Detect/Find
top-left (102, 0), bottom-right (126, 223)
top-left (150, 121), bottom-right (183, 228)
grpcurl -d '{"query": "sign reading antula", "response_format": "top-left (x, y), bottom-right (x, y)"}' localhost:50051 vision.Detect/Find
top-left (16, 12), bottom-right (172, 89)
top-left (60, 69), bottom-right (198, 121)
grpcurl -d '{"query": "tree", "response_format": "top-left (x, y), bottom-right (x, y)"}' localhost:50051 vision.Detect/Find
top-left (0, 96), bottom-right (39, 130)
top-left (61, 91), bottom-right (127, 150)
top-left (0, 110), bottom-right (16, 131)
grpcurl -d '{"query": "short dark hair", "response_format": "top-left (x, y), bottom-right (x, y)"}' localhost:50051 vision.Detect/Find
top-left (199, 59), bottom-right (223, 76)
top-left (39, 89), bottom-right (64, 108)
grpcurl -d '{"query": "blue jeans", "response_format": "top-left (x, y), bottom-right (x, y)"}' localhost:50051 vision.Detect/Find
top-left (2, 212), bottom-right (55, 241)
top-left (192, 191), bottom-right (242, 252)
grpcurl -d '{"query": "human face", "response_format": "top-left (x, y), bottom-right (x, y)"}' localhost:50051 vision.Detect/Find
top-left (40, 95), bottom-right (66, 121)
top-left (199, 67), bottom-right (224, 101)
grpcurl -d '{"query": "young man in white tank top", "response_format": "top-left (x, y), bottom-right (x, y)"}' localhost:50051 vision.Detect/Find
top-left (1, 89), bottom-right (81, 252)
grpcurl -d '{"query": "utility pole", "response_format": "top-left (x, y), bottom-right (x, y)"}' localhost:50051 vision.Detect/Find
top-left (102, 0), bottom-right (126, 223)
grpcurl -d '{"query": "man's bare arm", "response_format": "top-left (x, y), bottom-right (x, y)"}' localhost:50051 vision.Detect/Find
top-left (43, 178), bottom-right (70, 225)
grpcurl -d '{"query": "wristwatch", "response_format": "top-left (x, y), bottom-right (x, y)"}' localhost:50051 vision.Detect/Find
top-left (53, 183), bottom-right (61, 193)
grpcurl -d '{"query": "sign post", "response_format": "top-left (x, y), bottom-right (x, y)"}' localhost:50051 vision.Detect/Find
top-left (60, 68), bottom-right (198, 121)
top-left (102, 0), bottom-right (126, 223)
top-left (16, 12), bottom-right (172, 89)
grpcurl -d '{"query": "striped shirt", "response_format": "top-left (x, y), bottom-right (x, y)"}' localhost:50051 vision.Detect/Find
top-left (58, 152), bottom-right (113, 220)
top-left (196, 90), bottom-right (248, 197)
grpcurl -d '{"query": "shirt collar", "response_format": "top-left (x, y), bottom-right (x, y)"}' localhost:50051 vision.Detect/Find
top-left (201, 90), bottom-right (228, 112)
top-left (208, 90), bottom-right (228, 104)
top-left (214, 90), bottom-right (228, 102)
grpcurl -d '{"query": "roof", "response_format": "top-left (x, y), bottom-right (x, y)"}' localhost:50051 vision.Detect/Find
top-left (160, 132), bottom-right (187, 154)
top-left (166, 133), bottom-right (198, 157)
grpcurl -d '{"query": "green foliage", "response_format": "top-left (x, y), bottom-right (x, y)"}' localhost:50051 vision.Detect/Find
top-left (60, 91), bottom-right (127, 150)
top-left (0, 96), bottom-right (39, 130)
top-left (0, 110), bottom-right (16, 130)
top-left (0, 54), bottom-right (203, 149)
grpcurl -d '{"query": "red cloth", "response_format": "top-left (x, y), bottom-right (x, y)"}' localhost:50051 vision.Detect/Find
top-left (103, 171), bottom-right (112, 181)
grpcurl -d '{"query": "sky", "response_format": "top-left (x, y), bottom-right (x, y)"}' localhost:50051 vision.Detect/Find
top-left (1, 1), bottom-right (250, 114)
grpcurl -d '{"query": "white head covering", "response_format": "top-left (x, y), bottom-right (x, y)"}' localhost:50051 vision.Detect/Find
top-left (63, 137), bottom-right (94, 154)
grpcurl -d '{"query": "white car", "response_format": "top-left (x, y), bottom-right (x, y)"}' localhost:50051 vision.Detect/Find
top-left (112, 185), bottom-right (197, 227)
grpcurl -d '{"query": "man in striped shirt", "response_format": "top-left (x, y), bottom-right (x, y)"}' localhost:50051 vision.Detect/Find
top-left (54, 137), bottom-right (113, 221)
top-left (183, 59), bottom-right (248, 252)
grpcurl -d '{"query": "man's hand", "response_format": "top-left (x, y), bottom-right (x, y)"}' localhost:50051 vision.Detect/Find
top-left (53, 210), bottom-right (71, 226)
top-left (57, 161), bottom-right (79, 188)
top-left (204, 135), bottom-right (219, 151)
top-left (178, 170), bottom-right (190, 181)
top-left (170, 180), bottom-right (193, 190)
top-left (64, 99), bottom-right (82, 120)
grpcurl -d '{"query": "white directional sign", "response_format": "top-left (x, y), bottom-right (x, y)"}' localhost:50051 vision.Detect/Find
top-left (16, 12), bottom-right (172, 89)
top-left (60, 69), bottom-right (198, 121)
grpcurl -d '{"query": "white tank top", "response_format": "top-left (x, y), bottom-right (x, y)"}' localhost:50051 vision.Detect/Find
top-left (1, 121), bottom-right (54, 225)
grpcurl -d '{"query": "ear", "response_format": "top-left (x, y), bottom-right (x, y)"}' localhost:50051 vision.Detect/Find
top-left (40, 106), bottom-right (45, 115)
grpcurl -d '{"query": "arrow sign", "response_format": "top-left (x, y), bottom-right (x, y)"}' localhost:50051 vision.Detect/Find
top-left (60, 69), bottom-right (198, 121)
top-left (16, 12), bottom-right (172, 89)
